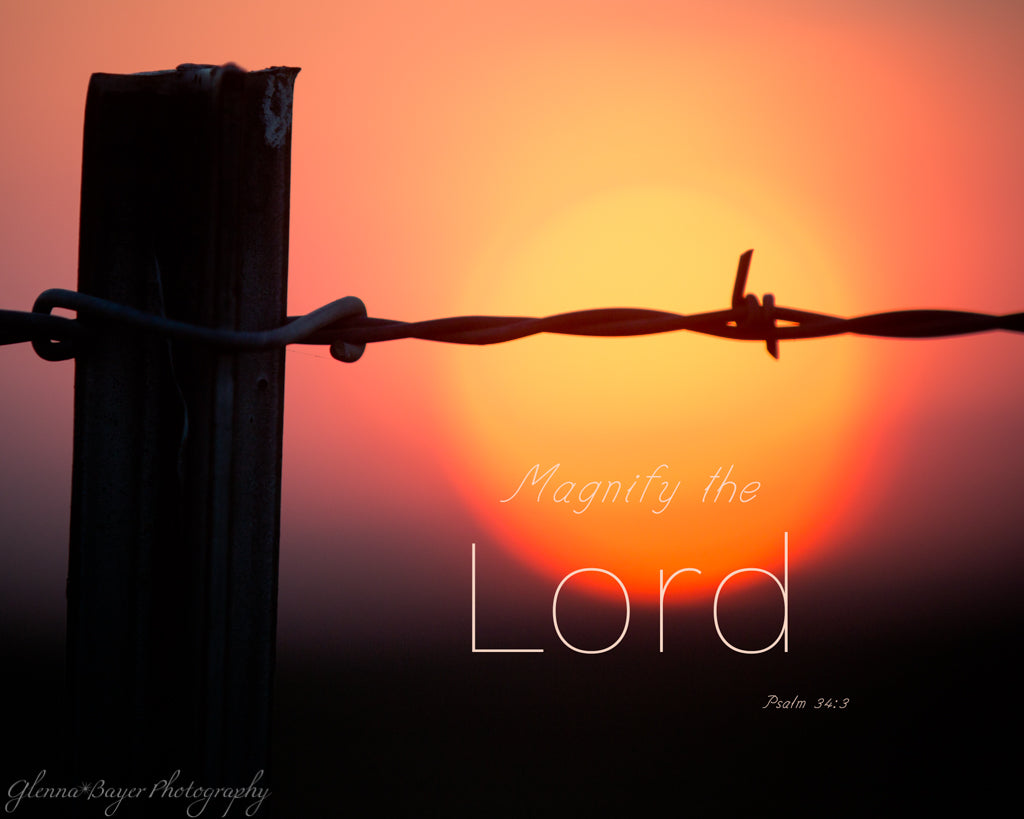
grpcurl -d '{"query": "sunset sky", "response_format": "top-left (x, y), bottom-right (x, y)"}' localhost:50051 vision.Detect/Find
top-left (3, 3), bottom-right (1023, 813)
top-left (1, 0), bottom-right (1022, 660)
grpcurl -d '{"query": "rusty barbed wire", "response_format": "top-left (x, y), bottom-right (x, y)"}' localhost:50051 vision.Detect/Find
top-left (5, 251), bottom-right (1024, 364)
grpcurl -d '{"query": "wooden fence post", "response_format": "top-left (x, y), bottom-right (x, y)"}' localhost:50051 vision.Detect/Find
top-left (67, 63), bottom-right (298, 798)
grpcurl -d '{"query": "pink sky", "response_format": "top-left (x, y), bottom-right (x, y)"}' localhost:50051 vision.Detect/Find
top-left (1, 1), bottom-right (1022, 653)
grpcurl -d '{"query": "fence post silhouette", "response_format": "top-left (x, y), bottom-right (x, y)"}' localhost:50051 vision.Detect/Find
top-left (67, 63), bottom-right (297, 796)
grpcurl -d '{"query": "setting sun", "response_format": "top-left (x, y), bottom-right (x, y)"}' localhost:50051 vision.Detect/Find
top-left (442, 185), bottom-right (872, 601)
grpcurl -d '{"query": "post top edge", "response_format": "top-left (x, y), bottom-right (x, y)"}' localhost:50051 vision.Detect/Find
top-left (91, 63), bottom-right (300, 79)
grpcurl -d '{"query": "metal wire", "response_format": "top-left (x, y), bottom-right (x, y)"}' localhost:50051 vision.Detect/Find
top-left (6, 251), bottom-right (1024, 363)
top-left (26, 288), bottom-right (368, 362)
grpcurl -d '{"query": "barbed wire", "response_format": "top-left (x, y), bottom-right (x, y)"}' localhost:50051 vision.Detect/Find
top-left (4, 251), bottom-right (1023, 363)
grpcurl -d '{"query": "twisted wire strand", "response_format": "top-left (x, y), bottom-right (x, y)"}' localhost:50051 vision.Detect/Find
top-left (6, 251), bottom-right (1024, 363)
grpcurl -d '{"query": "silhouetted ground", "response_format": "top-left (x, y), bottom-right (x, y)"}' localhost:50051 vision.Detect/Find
top-left (2, 599), bottom-right (1017, 817)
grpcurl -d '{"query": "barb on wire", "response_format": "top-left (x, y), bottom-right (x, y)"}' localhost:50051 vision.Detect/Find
top-left (5, 251), bottom-right (1024, 364)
